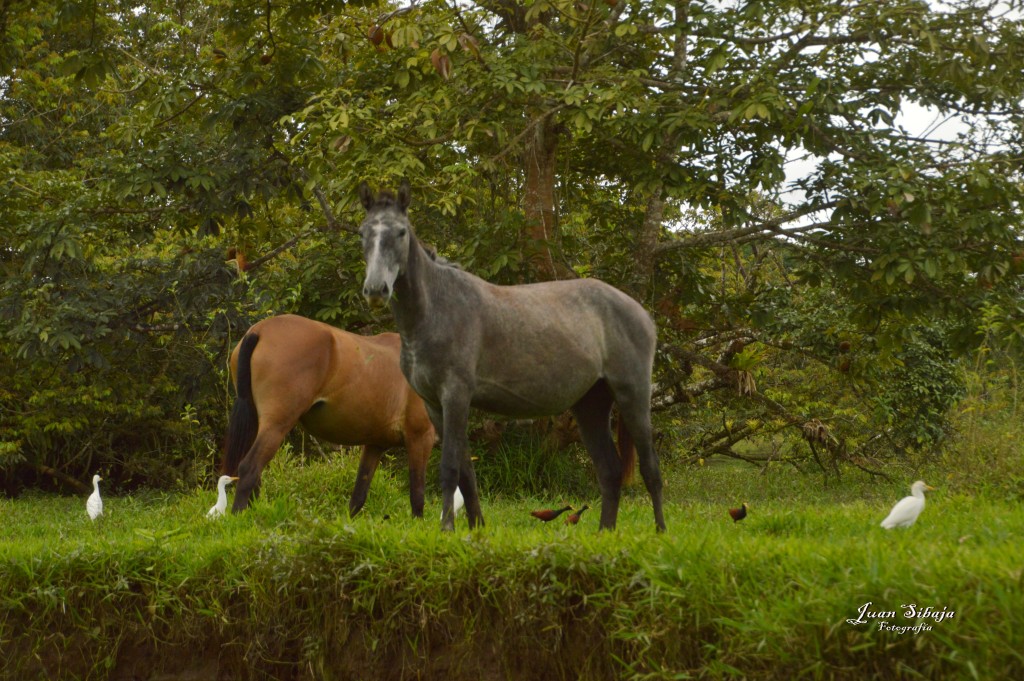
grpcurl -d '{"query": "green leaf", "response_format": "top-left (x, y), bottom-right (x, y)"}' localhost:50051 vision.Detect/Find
top-left (641, 130), bottom-right (656, 152)
top-left (614, 23), bottom-right (637, 38)
top-left (704, 48), bottom-right (728, 78)
top-left (907, 202), bottom-right (931, 230)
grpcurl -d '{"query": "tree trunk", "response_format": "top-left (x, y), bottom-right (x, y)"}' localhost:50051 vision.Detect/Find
top-left (632, 187), bottom-right (666, 301)
top-left (522, 112), bottom-right (561, 281)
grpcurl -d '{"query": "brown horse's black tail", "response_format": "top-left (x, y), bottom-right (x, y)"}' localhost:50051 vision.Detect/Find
top-left (616, 411), bottom-right (636, 485)
top-left (223, 332), bottom-right (260, 475)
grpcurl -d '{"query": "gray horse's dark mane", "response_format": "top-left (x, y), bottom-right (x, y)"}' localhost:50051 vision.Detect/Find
top-left (421, 241), bottom-right (462, 270)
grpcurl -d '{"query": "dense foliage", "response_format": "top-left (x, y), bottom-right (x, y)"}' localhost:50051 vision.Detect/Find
top-left (2, 0), bottom-right (1023, 492)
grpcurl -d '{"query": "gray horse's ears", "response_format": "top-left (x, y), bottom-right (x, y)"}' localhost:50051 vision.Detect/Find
top-left (397, 180), bottom-right (411, 212)
top-left (358, 182), bottom-right (375, 211)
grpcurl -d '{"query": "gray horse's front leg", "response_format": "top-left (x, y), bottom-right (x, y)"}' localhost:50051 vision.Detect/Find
top-left (438, 390), bottom-right (480, 531)
top-left (457, 447), bottom-right (483, 528)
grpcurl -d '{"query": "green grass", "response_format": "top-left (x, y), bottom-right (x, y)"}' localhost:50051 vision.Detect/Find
top-left (2, 451), bottom-right (1024, 680)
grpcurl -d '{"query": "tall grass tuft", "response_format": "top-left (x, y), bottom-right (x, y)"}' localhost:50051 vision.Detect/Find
top-left (930, 358), bottom-right (1024, 500)
top-left (428, 425), bottom-right (597, 501)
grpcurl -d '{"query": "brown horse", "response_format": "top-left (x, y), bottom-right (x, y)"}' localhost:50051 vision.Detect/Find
top-left (222, 314), bottom-right (436, 516)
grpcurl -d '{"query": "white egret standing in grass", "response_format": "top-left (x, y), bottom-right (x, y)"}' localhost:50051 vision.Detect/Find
top-left (86, 474), bottom-right (103, 521)
top-left (208, 475), bottom-right (239, 518)
top-left (880, 480), bottom-right (935, 529)
top-left (441, 486), bottom-right (464, 520)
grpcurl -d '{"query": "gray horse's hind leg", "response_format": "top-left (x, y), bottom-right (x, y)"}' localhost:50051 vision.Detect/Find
top-left (608, 378), bottom-right (666, 532)
top-left (571, 381), bottom-right (622, 530)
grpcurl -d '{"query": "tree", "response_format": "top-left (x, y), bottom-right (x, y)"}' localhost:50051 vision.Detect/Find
top-left (289, 0), bottom-right (1024, 466)
top-left (2, 0), bottom-right (1022, 490)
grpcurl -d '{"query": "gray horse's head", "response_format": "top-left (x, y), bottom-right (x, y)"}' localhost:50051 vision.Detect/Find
top-left (359, 181), bottom-right (412, 307)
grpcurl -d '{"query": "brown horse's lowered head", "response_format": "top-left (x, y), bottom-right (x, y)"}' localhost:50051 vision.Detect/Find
top-left (358, 180), bottom-right (412, 308)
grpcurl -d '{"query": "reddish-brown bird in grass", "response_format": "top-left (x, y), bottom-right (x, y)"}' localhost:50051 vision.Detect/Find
top-left (564, 504), bottom-right (590, 525)
top-left (530, 505), bottom-right (574, 522)
top-left (728, 503), bottom-right (749, 522)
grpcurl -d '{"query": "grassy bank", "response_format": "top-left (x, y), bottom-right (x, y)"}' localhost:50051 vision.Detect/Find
top-left (2, 453), bottom-right (1023, 680)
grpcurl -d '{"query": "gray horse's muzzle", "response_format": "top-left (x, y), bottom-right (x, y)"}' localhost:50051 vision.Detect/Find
top-left (363, 240), bottom-right (401, 307)
top-left (362, 265), bottom-right (397, 307)
top-left (362, 282), bottom-right (391, 307)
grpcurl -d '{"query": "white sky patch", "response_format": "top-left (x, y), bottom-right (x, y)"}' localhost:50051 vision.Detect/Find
top-left (778, 100), bottom-right (975, 218)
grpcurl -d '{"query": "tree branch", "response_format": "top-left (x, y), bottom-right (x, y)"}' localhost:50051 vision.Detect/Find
top-left (311, 184), bottom-right (356, 234)
top-left (245, 227), bottom-right (320, 272)
top-left (29, 463), bottom-right (91, 494)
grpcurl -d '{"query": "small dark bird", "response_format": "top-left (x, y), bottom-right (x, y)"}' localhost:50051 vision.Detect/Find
top-left (728, 503), bottom-right (748, 522)
top-left (564, 504), bottom-right (590, 525)
top-left (530, 505), bottom-right (573, 522)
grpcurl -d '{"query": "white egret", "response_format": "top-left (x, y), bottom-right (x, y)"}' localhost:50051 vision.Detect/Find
top-left (880, 480), bottom-right (935, 529)
top-left (86, 474), bottom-right (103, 521)
top-left (454, 486), bottom-right (464, 516)
top-left (441, 486), bottom-right (464, 520)
top-left (207, 475), bottom-right (239, 518)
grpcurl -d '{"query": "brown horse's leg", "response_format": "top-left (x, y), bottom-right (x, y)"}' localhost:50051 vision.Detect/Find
top-left (571, 381), bottom-right (621, 530)
top-left (232, 426), bottom-right (289, 512)
top-left (349, 445), bottom-right (385, 517)
top-left (405, 432), bottom-right (434, 518)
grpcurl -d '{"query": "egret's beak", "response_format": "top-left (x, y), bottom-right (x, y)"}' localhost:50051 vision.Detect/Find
top-left (230, 476), bottom-right (239, 482)
top-left (926, 485), bottom-right (936, 491)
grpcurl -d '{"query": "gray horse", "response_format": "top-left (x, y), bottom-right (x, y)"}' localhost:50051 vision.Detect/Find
top-left (358, 181), bottom-right (665, 533)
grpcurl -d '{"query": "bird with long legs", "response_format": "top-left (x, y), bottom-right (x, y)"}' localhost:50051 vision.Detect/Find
top-left (530, 505), bottom-right (573, 522)
top-left (565, 505), bottom-right (590, 525)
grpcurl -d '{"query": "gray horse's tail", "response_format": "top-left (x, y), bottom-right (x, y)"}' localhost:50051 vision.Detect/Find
top-left (616, 413), bottom-right (636, 484)
top-left (223, 332), bottom-right (260, 475)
